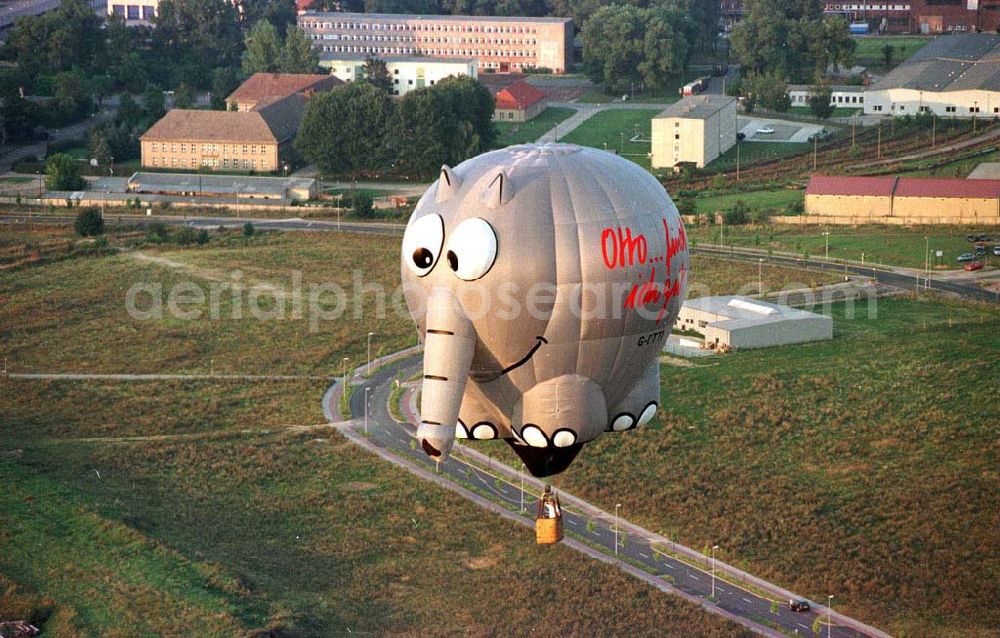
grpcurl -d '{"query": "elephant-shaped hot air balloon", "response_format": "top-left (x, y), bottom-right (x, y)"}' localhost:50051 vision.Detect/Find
top-left (401, 143), bottom-right (688, 477)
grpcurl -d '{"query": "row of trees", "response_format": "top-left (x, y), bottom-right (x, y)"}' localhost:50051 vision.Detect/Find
top-left (296, 76), bottom-right (496, 179)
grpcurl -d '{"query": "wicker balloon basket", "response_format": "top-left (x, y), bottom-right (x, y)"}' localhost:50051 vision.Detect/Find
top-left (535, 516), bottom-right (564, 544)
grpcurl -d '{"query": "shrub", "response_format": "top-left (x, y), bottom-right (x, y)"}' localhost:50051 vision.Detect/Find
top-left (243, 222), bottom-right (255, 239)
top-left (723, 200), bottom-right (749, 225)
top-left (45, 153), bottom-right (85, 191)
top-left (74, 208), bottom-right (104, 237)
top-left (175, 227), bottom-right (197, 245)
top-left (350, 191), bottom-right (375, 218)
top-left (196, 229), bottom-right (210, 245)
top-left (147, 223), bottom-right (169, 242)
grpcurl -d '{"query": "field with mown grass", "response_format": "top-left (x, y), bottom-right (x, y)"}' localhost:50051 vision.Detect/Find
top-left (852, 35), bottom-right (932, 71)
top-left (0, 225), bottom-right (769, 637)
top-left (559, 109), bottom-right (660, 170)
top-left (690, 188), bottom-right (804, 216)
top-left (495, 106), bottom-right (575, 146)
top-left (473, 295), bottom-right (1000, 638)
top-left (686, 224), bottom-right (1000, 269)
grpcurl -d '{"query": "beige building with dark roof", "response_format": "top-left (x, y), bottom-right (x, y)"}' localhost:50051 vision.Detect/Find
top-left (140, 94), bottom-right (306, 173)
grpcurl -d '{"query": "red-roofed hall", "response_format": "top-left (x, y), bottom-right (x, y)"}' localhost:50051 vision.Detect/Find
top-left (805, 175), bottom-right (1000, 224)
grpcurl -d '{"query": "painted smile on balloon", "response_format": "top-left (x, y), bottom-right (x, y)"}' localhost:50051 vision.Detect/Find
top-left (473, 336), bottom-right (548, 383)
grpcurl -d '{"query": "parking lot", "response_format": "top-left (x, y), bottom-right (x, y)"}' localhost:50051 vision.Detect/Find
top-left (737, 116), bottom-right (825, 143)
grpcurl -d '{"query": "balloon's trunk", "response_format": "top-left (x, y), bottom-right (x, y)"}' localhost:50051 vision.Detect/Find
top-left (417, 288), bottom-right (475, 463)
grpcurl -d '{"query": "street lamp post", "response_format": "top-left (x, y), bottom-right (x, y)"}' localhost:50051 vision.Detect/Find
top-left (367, 331), bottom-right (374, 376)
top-left (620, 131), bottom-right (624, 154)
top-left (614, 503), bottom-right (621, 557)
top-left (823, 231), bottom-right (830, 261)
top-left (519, 463), bottom-right (525, 513)
top-left (364, 386), bottom-right (370, 435)
top-left (711, 544), bottom-right (719, 599)
top-left (758, 258), bottom-right (763, 296)
top-left (341, 356), bottom-right (350, 394)
top-left (827, 595), bottom-right (833, 638)
top-left (924, 235), bottom-right (930, 289)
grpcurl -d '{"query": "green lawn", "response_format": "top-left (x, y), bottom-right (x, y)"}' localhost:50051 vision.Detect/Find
top-left (708, 141), bottom-right (811, 172)
top-left (472, 295), bottom-right (1000, 638)
top-left (685, 224), bottom-right (1000, 269)
top-left (789, 106), bottom-right (861, 118)
top-left (899, 148), bottom-right (1000, 179)
top-left (560, 109), bottom-right (661, 170)
top-left (495, 106), bottom-right (575, 147)
top-left (0, 226), bottom-right (756, 638)
top-left (852, 35), bottom-right (933, 70)
top-left (691, 189), bottom-right (804, 216)
top-left (575, 73), bottom-right (703, 104)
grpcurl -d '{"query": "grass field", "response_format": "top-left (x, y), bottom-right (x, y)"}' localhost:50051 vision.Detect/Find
top-left (0, 226), bottom-right (762, 637)
top-left (560, 109), bottom-right (661, 170)
top-left (852, 35), bottom-right (932, 71)
top-left (495, 107), bottom-right (575, 146)
top-left (691, 189), bottom-right (804, 216)
top-left (789, 106), bottom-right (861, 118)
top-left (900, 148), bottom-right (1000, 178)
top-left (686, 224), bottom-right (1000, 269)
top-left (473, 295), bottom-right (1000, 638)
top-left (708, 141), bottom-right (811, 172)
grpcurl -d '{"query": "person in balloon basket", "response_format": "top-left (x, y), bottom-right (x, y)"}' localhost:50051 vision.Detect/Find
top-left (540, 485), bottom-right (561, 519)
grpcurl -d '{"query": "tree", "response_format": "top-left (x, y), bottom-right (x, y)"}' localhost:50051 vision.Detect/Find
top-left (90, 132), bottom-right (113, 164)
top-left (295, 83), bottom-right (394, 179)
top-left (436, 75), bottom-right (497, 157)
top-left (366, 0), bottom-right (438, 12)
top-left (238, 0), bottom-right (296, 35)
top-left (749, 71), bottom-right (790, 112)
top-left (279, 27), bottom-right (319, 73)
top-left (48, 71), bottom-right (93, 125)
top-left (153, 0), bottom-right (243, 88)
top-left (143, 85), bottom-right (166, 120)
top-left (174, 81), bottom-right (194, 108)
top-left (362, 56), bottom-right (393, 93)
top-left (117, 93), bottom-right (143, 129)
top-left (210, 67), bottom-right (239, 110)
top-left (4, 0), bottom-right (104, 79)
top-left (808, 78), bottom-right (834, 119)
top-left (74, 208), bottom-right (104, 236)
top-left (46, 153), bottom-right (85, 191)
top-left (0, 87), bottom-right (38, 146)
top-left (581, 5), bottom-right (689, 94)
top-left (242, 221), bottom-right (255, 239)
top-left (242, 19), bottom-right (282, 75)
top-left (881, 43), bottom-right (895, 67)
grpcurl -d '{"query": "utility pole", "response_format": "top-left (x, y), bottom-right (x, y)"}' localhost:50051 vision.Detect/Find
top-left (711, 545), bottom-right (719, 599)
top-left (614, 503), bottom-right (621, 557)
top-left (851, 114), bottom-right (856, 148)
top-left (758, 258), bottom-right (763, 295)
top-left (519, 463), bottom-right (525, 513)
top-left (813, 135), bottom-right (818, 171)
top-left (736, 142), bottom-right (741, 182)
top-left (877, 123), bottom-right (882, 160)
top-left (932, 114), bottom-right (936, 147)
top-left (367, 331), bottom-right (374, 377)
top-left (364, 387), bottom-right (370, 435)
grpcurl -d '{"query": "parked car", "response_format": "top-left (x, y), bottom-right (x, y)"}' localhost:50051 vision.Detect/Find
top-left (966, 233), bottom-right (991, 242)
top-left (789, 599), bottom-right (811, 612)
top-left (964, 261), bottom-right (984, 271)
top-left (975, 244), bottom-right (987, 255)
top-left (993, 245), bottom-right (1000, 256)
top-left (808, 128), bottom-right (832, 142)
top-left (966, 234), bottom-right (976, 242)
top-left (957, 252), bottom-right (975, 262)
top-left (756, 126), bottom-right (775, 134)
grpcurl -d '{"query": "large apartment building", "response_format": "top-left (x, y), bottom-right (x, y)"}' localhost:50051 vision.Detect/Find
top-left (723, 0), bottom-right (1000, 33)
top-left (297, 11), bottom-right (573, 73)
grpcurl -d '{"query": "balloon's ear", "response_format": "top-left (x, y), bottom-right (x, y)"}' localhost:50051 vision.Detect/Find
top-left (480, 169), bottom-right (512, 210)
top-left (436, 165), bottom-right (460, 203)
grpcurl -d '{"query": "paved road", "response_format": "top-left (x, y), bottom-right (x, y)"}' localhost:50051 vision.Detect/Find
top-left (4, 211), bottom-right (993, 305)
top-left (331, 354), bottom-right (888, 638)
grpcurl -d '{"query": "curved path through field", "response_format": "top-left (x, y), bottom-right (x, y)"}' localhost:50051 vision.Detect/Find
top-left (325, 352), bottom-right (891, 638)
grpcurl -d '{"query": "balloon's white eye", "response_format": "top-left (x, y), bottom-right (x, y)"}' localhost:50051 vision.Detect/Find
top-left (402, 214), bottom-right (444, 277)
top-left (445, 218), bottom-right (497, 281)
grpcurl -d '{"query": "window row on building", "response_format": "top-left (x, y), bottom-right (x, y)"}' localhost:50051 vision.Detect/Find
top-left (150, 157), bottom-right (269, 170)
top-left (300, 20), bottom-right (539, 35)
top-left (318, 44), bottom-right (535, 60)
top-left (149, 142), bottom-right (269, 155)
top-left (110, 4), bottom-right (155, 21)
top-left (316, 33), bottom-right (538, 46)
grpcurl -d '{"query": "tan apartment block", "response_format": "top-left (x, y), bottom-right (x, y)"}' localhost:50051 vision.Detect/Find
top-left (140, 94), bottom-right (306, 173)
top-left (298, 11), bottom-right (573, 73)
top-left (651, 96), bottom-right (737, 169)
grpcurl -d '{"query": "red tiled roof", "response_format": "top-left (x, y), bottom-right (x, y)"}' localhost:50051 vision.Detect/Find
top-left (296, 0), bottom-right (314, 10)
top-left (495, 81), bottom-right (546, 110)
top-left (805, 175), bottom-right (897, 197)
top-left (226, 73), bottom-right (342, 104)
top-left (807, 175), bottom-right (1000, 199)
top-left (895, 177), bottom-right (1000, 199)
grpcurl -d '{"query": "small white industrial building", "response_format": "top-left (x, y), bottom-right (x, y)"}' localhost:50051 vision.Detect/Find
top-left (788, 84), bottom-right (865, 110)
top-left (651, 95), bottom-right (737, 170)
top-left (863, 33), bottom-right (1000, 118)
top-left (674, 295), bottom-right (833, 350)
top-left (319, 54), bottom-right (477, 96)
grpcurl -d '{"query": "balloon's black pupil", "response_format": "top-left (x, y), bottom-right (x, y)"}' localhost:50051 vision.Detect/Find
top-left (413, 248), bottom-right (434, 269)
top-left (447, 250), bottom-right (458, 272)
